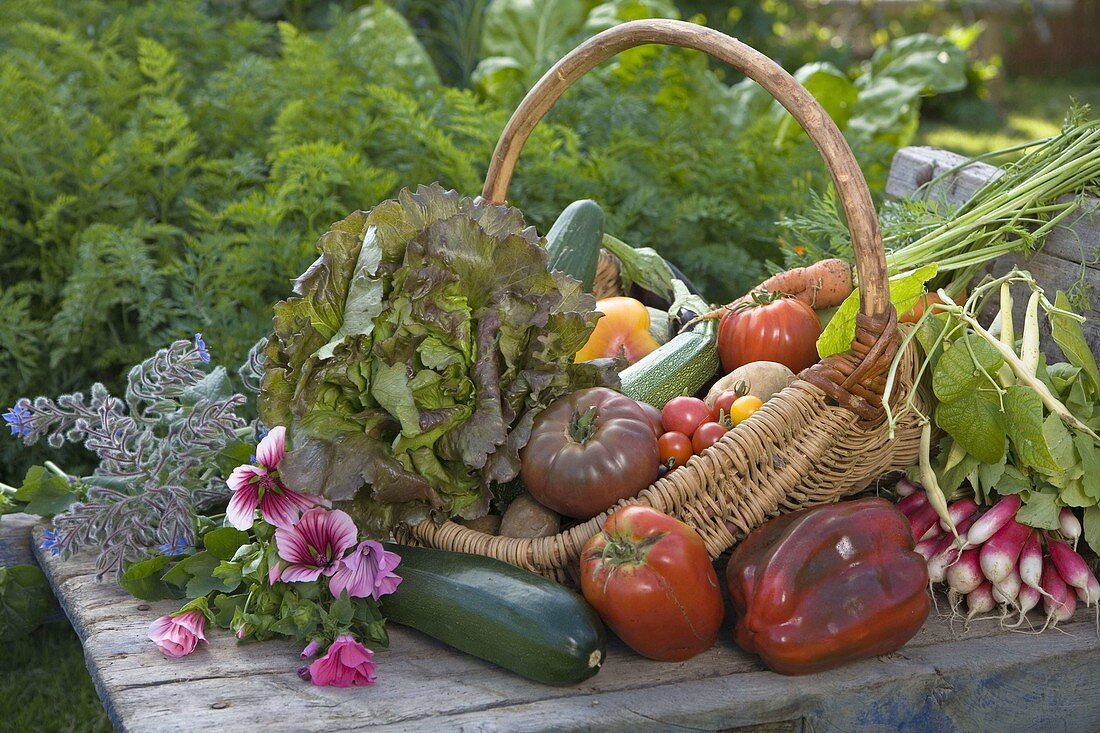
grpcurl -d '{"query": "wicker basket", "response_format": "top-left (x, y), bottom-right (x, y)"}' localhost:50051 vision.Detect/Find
top-left (395, 19), bottom-right (927, 584)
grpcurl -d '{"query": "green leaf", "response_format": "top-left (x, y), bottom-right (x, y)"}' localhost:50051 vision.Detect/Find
top-left (1016, 490), bottom-right (1061, 530)
top-left (869, 33), bottom-right (968, 95)
top-left (1040, 413), bottom-right (1075, 471)
top-left (183, 552), bottom-right (239, 598)
top-left (161, 551), bottom-right (239, 598)
top-left (204, 527), bottom-right (250, 561)
top-left (180, 366), bottom-right (233, 406)
top-left (212, 594), bottom-right (247, 628)
top-left (817, 264), bottom-right (937, 358)
top-left (119, 556), bottom-right (183, 601)
top-left (1084, 506), bottom-right (1100, 556)
top-left (13, 466), bottom-right (76, 517)
top-left (1076, 432), bottom-right (1100, 501)
top-left (1004, 386), bottom-right (1059, 473)
top-left (996, 465), bottom-right (1032, 495)
top-left (935, 390), bottom-right (1005, 464)
top-left (1051, 291), bottom-right (1100, 393)
top-left (1058, 477), bottom-right (1091, 508)
top-left (774, 63), bottom-right (858, 142)
top-left (932, 333), bottom-right (1003, 404)
top-left (0, 565), bottom-right (53, 641)
top-left (212, 561), bottom-right (243, 591)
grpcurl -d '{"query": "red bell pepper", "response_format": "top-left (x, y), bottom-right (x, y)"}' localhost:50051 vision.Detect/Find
top-left (726, 497), bottom-right (930, 675)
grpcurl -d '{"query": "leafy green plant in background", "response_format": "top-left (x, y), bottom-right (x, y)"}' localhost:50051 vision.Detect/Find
top-left (0, 0), bottom-right (972, 488)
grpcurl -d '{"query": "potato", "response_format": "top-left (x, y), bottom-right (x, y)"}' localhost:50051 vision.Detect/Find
top-left (457, 514), bottom-right (502, 536)
top-left (705, 361), bottom-right (795, 406)
top-left (499, 494), bottom-right (561, 538)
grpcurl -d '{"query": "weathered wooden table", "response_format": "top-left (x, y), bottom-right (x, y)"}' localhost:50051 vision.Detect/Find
top-left (32, 526), bottom-right (1100, 732)
top-left (16, 146), bottom-right (1100, 732)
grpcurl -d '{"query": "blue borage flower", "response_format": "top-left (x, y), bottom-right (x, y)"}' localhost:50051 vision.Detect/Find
top-left (193, 333), bottom-right (210, 363)
top-left (40, 529), bottom-right (61, 556)
top-left (2, 403), bottom-right (32, 437)
top-left (159, 537), bottom-right (189, 556)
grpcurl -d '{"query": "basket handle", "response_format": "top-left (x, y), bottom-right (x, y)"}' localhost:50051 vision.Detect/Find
top-left (482, 19), bottom-right (897, 419)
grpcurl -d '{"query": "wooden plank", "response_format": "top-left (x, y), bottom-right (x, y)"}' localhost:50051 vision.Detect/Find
top-left (0, 512), bottom-right (64, 623)
top-left (34, 525), bottom-right (1100, 733)
top-left (886, 145), bottom-right (1100, 359)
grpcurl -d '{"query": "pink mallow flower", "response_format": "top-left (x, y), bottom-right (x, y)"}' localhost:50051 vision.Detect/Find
top-left (274, 507), bottom-right (358, 583)
top-left (329, 540), bottom-right (403, 601)
top-left (226, 426), bottom-right (324, 530)
top-left (148, 610), bottom-right (207, 658)
top-left (306, 635), bottom-right (377, 687)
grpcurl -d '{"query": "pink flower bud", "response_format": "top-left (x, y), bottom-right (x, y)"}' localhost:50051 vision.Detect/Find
top-left (148, 610), bottom-right (207, 658)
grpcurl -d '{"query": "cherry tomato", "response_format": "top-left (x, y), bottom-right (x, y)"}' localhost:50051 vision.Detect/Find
top-left (661, 396), bottom-right (711, 437)
top-left (692, 421), bottom-right (728, 453)
top-left (718, 292), bottom-right (821, 374)
top-left (658, 431), bottom-right (693, 470)
top-left (636, 401), bottom-right (664, 437)
top-left (581, 506), bottom-right (725, 661)
top-left (711, 390), bottom-right (740, 425)
top-left (728, 395), bottom-right (764, 425)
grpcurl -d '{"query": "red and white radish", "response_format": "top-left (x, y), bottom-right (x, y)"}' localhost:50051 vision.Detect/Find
top-left (965, 494), bottom-right (1022, 547)
top-left (897, 491), bottom-right (928, 518)
top-left (1041, 556), bottom-right (1076, 623)
top-left (1076, 575), bottom-right (1100, 607)
top-left (940, 498), bottom-right (978, 532)
top-left (926, 515), bottom-right (977, 584)
top-left (992, 568), bottom-right (1022, 607)
top-left (916, 531), bottom-right (950, 562)
top-left (1047, 537), bottom-right (1096, 603)
top-left (1018, 530), bottom-right (1043, 590)
top-left (908, 502), bottom-right (941, 543)
top-left (1059, 508), bottom-right (1082, 549)
top-left (1018, 584), bottom-right (1041, 618)
top-left (979, 518), bottom-right (1031, 584)
top-left (946, 548), bottom-right (984, 595)
top-left (967, 581), bottom-right (996, 619)
top-left (895, 478), bottom-right (920, 498)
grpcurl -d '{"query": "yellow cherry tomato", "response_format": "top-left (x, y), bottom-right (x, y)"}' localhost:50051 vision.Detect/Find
top-left (728, 395), bottom-right (764, 425)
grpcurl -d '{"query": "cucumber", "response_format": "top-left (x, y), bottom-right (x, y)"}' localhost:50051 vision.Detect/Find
top-left (619, 320), bottom-right (719, 408)
top-left (380, 543), bottom-right (605, 686)
top-left (545, 200), bottom-right (604, 292)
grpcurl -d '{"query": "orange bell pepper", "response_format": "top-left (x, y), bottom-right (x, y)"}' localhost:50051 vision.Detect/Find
top-left (574, 296), bottom-right (660, 365)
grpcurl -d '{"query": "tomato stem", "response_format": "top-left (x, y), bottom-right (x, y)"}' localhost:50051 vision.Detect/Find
top-left (568, 405), bottom-right (599, 444)
top-left (600, 531), bottom-right (666, 567)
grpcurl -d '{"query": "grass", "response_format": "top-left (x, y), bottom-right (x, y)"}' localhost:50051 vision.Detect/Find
top-left (0, 622), bottom-right (110, 733)
top-left (917, 71), bottom-right (1100, 158)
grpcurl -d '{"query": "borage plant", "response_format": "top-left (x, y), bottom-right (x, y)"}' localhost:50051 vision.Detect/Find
top-left (2, 335), bottom-right (252, 578)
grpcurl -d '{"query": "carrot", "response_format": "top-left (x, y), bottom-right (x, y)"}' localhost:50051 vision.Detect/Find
top-left (757, 258), bottom-right (853, 309)
top-left (683, 258), bottom-right (854, 328)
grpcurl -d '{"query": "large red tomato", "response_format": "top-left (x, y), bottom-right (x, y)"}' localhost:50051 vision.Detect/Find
top-left (718, 292), bottom-right (822, 374)
top-left (520, 388), bottom-right (660, 519)
top-left (580, 506), bottom-right (724, 661)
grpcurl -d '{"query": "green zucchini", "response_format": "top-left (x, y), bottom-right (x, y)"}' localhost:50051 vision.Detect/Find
top-left (545, 199), bottom-right (604, 292)
top-left (380, 543), bottom-right (605, 686)
top-left (619, 319), bottom-right (719, 408)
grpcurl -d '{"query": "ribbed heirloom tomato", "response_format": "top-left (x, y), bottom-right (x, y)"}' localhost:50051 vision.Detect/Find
top-left (520, 388), bottom-right (660, 519)
top-left (718, 291), bottom-right (821, 374)
top-left (580, 506), bottom-right (724, 662)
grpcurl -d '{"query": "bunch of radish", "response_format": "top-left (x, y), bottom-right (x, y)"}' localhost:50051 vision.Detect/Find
top-left (897, 479), bottom-right (1099, 628)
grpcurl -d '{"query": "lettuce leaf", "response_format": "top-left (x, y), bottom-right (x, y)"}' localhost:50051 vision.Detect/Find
top-left (261, 184), bottom-right (614, 530)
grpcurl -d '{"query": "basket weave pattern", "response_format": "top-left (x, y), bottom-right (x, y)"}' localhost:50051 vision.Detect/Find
top-left (393, 20), bottom-right (924, 583)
